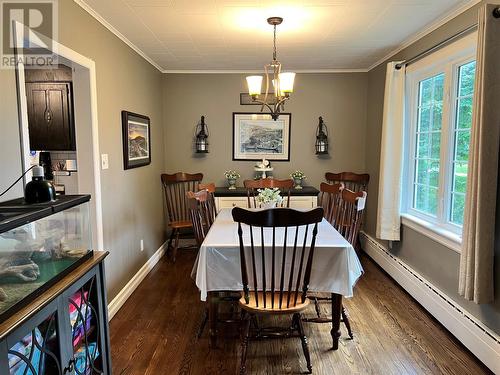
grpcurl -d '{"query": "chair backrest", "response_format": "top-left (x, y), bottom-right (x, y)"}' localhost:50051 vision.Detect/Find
top-left (232, 207), bottom-right (324, 311)
top-left (333, 188), bottom-right (367, 246)
top-left (161, 172), bottom-right (203, 223)
top-left (187, 190), bottom-right (216, 246)
top-left (198, 182), bottom-right (217, 213)
top-left (325, 172), bottom-right (370, 192)
top-left (243, 179), bottom-right (294, 208)
top-left (318, 182), bottom-right (344, 226)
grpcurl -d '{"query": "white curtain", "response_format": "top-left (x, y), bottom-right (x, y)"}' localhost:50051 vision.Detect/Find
top-left (376, 62), bottom-right (405, 241)
top-left (459, 3), bottom-right (500, 304)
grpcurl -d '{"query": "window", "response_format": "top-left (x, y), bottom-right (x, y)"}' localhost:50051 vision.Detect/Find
top-left (404, 34), bottom-right (476, 238)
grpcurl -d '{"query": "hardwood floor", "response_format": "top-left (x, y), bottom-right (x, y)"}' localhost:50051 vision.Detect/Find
top-left (110, 249), bottom-right (491, 375)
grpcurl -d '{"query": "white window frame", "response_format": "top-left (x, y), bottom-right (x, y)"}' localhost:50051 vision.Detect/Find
top-left (402, 32), bottom-right (477, 252)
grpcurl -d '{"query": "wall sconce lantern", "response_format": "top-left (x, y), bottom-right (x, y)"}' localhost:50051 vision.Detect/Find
top-left (195, 115), bottom-right (209, 153)
top-left (315, 116), bottom-right (329, 155)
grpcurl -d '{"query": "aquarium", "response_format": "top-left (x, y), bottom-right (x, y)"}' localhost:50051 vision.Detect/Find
top-left (0, 195), bottom-right (93, 320)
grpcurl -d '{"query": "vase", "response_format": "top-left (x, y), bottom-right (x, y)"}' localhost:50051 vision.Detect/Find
top-left (260, 201), bottom-right (277, 209)
top-left (227, 178), bottom-right (237, 190)
top-left (293, 178), bottom-right (303, 189)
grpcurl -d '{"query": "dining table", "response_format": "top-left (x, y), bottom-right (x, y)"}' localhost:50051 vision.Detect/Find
top-left (192, 207), bottom-right (363, 350)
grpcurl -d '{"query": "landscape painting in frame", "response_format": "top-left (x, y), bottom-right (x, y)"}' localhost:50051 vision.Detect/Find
top-left (232, 113), bottom-right (291, 161)
top-left (121, 111), bottom-right (151, 169)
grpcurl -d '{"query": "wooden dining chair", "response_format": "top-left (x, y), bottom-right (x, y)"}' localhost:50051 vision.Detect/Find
top-left (243, 178), bottom-right (294, 208)
top-left (187, 189), bottom-right (235, 338)
top-left (325, 172), bottom-right (370, 251)
top-left (198, 182), bottom-right (217, 214)
top-left (305, 187), bottom-right (367, 339)
top-left (325, 172), bottom-right (370, 192)
top-left (318, 182), bottom-right (343, 225)
top-left (232, 206), bottom-right (324, 374)
top-left (161, 172), bottom-right (203, 262)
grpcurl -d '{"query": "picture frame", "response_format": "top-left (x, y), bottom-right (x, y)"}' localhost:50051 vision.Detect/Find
top-left (232, 112), bottom-right (291, 161)
top-left (121, 111), bottom-right (151, 169)
top-left (240, 93), bottom-right (278, 105)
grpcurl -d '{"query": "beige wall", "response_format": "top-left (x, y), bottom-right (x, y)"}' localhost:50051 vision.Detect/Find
top-left (163, 73), bottom-right (368, 187)
top-left (56, 0), bottom-right (166, 299)
top-left (364, 1), bottom-right (500, 334)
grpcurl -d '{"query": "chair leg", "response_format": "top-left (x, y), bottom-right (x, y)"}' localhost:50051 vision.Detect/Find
top-left (167, 228), bottom-right (175, 258)
top-left (240, 312), bottom-right (251, 375)
top-left (197, 308), bottom-right (208, 339)
top-left (295, 313), bottom-right (312, 374)
top-left (172, 228), bottom-right (180, 263)
top-left (342, 307), bottom-right (354, 339)
top-left (314, 297), bottom-right (321, 318)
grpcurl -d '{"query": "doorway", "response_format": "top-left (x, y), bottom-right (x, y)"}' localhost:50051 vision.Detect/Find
top-left (13, 21), bottom-right (104, 250)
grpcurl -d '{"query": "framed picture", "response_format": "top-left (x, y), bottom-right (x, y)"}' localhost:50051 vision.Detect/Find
top-left (232, 112), bottom-right (291, 161)
top-left (240, 93), bottom-right (278, 105)
top-left (121, 111), bottom-right (151, 169)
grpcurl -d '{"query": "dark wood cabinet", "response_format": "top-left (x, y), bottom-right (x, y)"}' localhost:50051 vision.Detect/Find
top-left (0, 252), bottom-right (112, 374)
top-left (25, 82), bottom-right (76, 151)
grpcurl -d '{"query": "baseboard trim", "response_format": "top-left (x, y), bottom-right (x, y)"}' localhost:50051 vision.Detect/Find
top-left (360, 232), bottom-right (500, 374)
top-left (107, 242), bottom-right (167, 320)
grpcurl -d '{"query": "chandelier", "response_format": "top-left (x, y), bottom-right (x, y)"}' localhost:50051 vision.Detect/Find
top-left (246, 17), bottom-right (295, 121)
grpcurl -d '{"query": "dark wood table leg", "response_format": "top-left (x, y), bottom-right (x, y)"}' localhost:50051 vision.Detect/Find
top-left (208, 291), bottom-right (218, 348)
top-left (331, 293), bottom-right (342, 350)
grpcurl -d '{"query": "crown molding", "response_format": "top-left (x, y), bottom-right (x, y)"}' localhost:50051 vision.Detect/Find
top-left (73, 0), bottom-right (164, 73)
top-left (163, 68), bottom-right (369, 74)
top-left (367, 0), bottom-right (481, 71)
top-left (74, 0), bottom-right (479, 75)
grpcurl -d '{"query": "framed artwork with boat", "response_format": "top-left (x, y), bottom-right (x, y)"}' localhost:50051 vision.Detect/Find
top-left (232, 112), bottom-right (291, 161)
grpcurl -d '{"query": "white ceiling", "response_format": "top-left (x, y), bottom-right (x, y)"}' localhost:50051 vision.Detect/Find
top-left (78, 0), bottom-right (475, 72)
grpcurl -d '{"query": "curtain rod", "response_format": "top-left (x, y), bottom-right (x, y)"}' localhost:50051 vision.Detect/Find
top-left (396, 6), bottom-right (500, 70)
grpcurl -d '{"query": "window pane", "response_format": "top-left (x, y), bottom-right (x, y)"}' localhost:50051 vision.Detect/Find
top-left (451, 193), bottom-right (466, 225)
top-left (418, 106), bottom-right (431, 132)
top-left (453, 162), bottom-right (468, 193)
top-left (413, 73), bottom-right (444, 218)
top-left (450, 61), bottom-right (476, 226)
top-left (458, 61), bottom-right (476, 97)
top-left (457, 96), bottom-right (473, 129)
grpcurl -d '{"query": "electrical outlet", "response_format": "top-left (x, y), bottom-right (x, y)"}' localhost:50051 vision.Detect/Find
top-left (140, 239), bottom-right (144, 252)
top-left (101, 154), bottom-right (109, 170)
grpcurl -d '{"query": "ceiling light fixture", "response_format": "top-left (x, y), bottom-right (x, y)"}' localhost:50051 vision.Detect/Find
top-left (246, 17), bottom-right (295, 121)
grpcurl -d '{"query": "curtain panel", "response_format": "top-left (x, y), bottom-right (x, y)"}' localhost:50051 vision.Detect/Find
top-left (376, 62), bottom-right (405, 241)
top-left (459, 3), bottom-right (500, 304)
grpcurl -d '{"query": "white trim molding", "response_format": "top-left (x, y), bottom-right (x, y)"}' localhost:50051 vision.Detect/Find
top-left (360, 232), bottom-right (500, 374)
top-left (401, 213), bottom-right (462, 253)
top-left (73, 0), bottom-right (164, 73)
top-left (107, 242), bottom-right (167, 320)
top-left (368, 0), bottom-right (481, 71)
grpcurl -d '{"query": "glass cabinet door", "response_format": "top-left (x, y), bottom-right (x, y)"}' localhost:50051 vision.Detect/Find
top-left (67, 274), bottom-right (105, 375)
top-left (7, 310), bottom-right (62, 374)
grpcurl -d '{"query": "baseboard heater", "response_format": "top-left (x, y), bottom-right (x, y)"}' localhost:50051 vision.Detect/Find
top-left (360, 232), bottom-right (500, 374)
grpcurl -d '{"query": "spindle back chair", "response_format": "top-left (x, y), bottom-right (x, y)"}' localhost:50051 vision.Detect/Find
top-left (187, 189), bottom-right (216, 247)
top-left (318, 182), bottom-right (344, 226)
top-left (243, 178), bottom-right (294, 208)
top-left (334, 189), bottom-right (367, 246)
top-left (232, 206), bottom-right (324, 374)
top-left (198, 182), bottom-right (217, 214)
top-left (161, 172), bottom-right (203, 261)
top-left (325, 172), bottom-right (370, 192)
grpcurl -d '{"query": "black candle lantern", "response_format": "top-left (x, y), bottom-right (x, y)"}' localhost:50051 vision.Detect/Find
top-left (195, 115), bottom-right (209, 153)
top-left (315, 116), bottom-right (329, 155)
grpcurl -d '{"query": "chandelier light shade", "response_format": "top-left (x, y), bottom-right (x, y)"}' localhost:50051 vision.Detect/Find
top-left (195, 115), bottom-right (209, 153)
top-left (246, 17), bottom-right (295, 120)
top-left (315, 116), bottom-right (329, 155)
top-left (246, 76), bottom-right (263, 96)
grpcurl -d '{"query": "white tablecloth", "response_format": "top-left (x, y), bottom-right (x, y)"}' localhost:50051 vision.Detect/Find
top-left (193, 208), bottom-right (363, 301)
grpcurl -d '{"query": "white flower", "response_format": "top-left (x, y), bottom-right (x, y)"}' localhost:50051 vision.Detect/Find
top-left (256, 188), bottom-right (283, 204)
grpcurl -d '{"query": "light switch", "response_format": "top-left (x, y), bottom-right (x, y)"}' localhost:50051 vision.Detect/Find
top-left (101, 154), bottom-right (109, 170)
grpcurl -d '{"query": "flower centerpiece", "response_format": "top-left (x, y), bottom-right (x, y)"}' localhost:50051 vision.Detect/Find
top-left (256, 188), bottom-right (283, 209)
top-left (224, 170), bottom-right (240, 190)
top-left (290, 170), bottom-right (306, 189)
